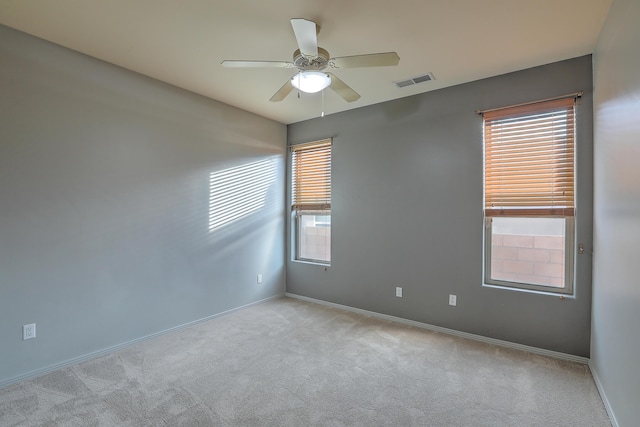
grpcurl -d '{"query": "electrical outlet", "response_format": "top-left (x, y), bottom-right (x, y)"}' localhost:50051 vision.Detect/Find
top-left (23, 323), bottom-right (36, 340)
top-left (449, 294), bottom-right (457, 306)
top-left (257, 274), bottom-right (263, 284)
top-left (396, 287), bottom-right (403, 298)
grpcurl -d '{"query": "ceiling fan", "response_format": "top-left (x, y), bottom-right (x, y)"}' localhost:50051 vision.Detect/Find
top-left (221, 18), bottom-right (400, 103)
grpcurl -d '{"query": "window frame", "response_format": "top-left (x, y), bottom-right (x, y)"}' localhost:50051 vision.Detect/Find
top-left (483, 216), bottom-right (575, 294)
top-left (295, 210), bottom-right (331, 264)
top-left (482, 96), bottom-right (578, 295)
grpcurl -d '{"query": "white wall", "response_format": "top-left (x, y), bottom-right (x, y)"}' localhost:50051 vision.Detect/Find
top-left (0, 24), bottom-right (286, 386)
top-left (591, 0), bottom-right (640, 425)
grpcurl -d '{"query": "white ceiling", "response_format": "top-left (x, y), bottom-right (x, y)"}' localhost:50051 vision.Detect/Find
top-left (0, 0), bottom-right (611, 124)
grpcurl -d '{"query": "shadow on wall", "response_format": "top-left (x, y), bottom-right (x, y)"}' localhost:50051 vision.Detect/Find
top-left (204, 155), bottom-right (284, 297)
top-left (208, 156), bottom-right (280, 236)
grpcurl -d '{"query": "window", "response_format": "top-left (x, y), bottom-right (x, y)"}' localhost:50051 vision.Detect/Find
top-left (482, 97), bottom-right (576, 294)
top-left (291, 139), bottom-right (332, 264)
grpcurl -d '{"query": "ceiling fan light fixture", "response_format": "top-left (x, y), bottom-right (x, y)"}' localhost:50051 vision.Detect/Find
top-left (291, 71), bottom-right (331, 94)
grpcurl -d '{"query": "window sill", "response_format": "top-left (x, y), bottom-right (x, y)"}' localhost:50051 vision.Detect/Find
top-left (292, 259), bottom-right (331, 268)
top-left (482, 282), bottom-right (575, 299)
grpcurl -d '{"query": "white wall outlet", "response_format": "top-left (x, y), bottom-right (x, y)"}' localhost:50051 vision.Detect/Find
top-left (257, 274), bottom-right (263, 284)
top-left (396, 287), bottom-right (403, 298)
top-left (23, 323), bottom-right (36, 340)
top-left (449, 294), bottom-right (457, 306)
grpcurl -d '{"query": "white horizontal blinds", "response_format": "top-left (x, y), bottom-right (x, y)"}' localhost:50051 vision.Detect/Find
top-left (484, 97), bottom-right (575, 217)
top-left (292, 139), bottom-right (332, 211)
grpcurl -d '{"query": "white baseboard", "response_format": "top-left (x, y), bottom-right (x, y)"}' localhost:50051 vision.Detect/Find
top-left (0, 294), bottom-right (284, 390)
top-left (589, 362), bottom-right (619, 427)
top-left (286, 292), bottom-right (590, 365)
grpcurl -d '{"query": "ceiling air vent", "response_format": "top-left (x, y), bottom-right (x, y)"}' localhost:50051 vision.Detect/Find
top-left (395, 72), bottom-right (435, 88)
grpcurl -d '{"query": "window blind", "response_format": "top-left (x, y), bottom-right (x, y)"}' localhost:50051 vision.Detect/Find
top-left (292, 139), bottom-right (332, 211)
top-left (484, 97), bottom-right (575, 217)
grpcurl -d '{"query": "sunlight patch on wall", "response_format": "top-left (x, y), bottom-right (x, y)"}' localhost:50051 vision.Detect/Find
top-left (209, 158), bottom-right (277, 231)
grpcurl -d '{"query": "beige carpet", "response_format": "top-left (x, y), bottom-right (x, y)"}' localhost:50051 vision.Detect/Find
top-left (0, 297), bottom-right (610, 426)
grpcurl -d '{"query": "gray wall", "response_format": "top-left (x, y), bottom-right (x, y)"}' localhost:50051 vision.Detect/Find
top-left (287, 56), bottom-right (594, 357)
top-left (591, 0), bottom-right (640, 425)
top-left (0, 25), bottom-right (286, 386)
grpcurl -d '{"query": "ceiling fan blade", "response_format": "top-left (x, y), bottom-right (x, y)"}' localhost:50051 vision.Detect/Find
top-left (327, 73), bottom-right (360, 102)
top-left (330, 52), bottom-right (400, 69)
top-left (221, 60), bottom-right (293, 68)
top-left (290, 18), bottom-right (318, 57)
top-left (269, 79), bottom-right (294, 102)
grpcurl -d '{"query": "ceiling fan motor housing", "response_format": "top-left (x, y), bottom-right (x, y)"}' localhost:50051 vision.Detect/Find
top-left (293, 47), bottom-right (330, 71)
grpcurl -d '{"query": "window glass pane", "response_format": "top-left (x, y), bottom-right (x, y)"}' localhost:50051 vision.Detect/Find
top-left (314, 215), bottom-right (331, 227)
top-left (298, 214), bottom-right (331, 263)
top-left (490, 217), bottom-right (565, 288)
